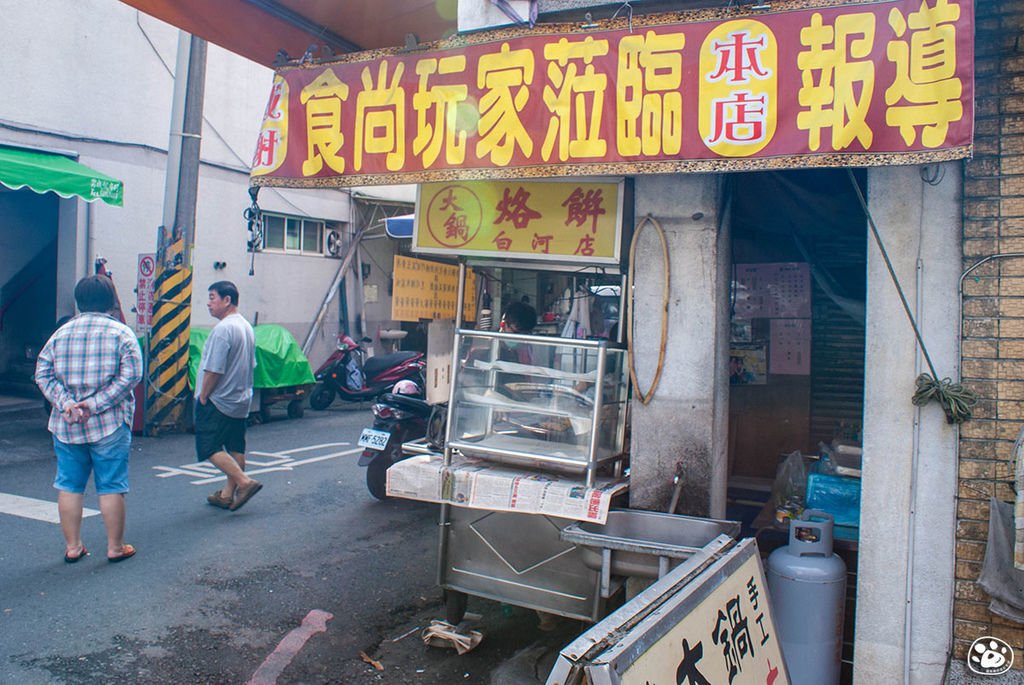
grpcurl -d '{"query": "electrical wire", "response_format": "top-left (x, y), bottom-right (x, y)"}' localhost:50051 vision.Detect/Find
top-left (135, 11), bottom-right (338, 219)
top-left (626, 214), bottom-right (669, 405)
top-left (846, 168), bottom-right (978, 424)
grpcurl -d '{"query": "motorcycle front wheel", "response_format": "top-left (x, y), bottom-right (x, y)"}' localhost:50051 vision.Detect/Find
top-left (366, 458), bottom-right (389, 500)
top-left (309, 383), bottom-right (335, 410)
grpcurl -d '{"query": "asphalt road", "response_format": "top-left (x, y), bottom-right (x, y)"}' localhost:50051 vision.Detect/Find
top-left (0, 402), bottom-right (579, 685)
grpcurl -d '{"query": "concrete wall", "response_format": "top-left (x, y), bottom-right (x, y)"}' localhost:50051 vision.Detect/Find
top-left (854, 163), bottom-right (961, 684)
top-left (629, 173), bottom-right (729, 518)
top-left (357, 236), bottom-right (403, 348)
top-left (458, 1), bottom-right (533, 32)
top-left (56, 198), bottom-right (83, 318)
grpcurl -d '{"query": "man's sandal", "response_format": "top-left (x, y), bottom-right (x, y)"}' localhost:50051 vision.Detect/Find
top-left (229, 480), bottom-right (263, 511)
top-left (207, 490), bottom-right (233, 509)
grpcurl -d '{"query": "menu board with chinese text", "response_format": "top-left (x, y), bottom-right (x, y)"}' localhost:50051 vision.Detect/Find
top-left (391, 255), bottom-right (477, 322)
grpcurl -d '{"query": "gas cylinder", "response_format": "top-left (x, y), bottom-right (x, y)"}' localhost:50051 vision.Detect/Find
top-left (766, 509), bottom-right (846, 685)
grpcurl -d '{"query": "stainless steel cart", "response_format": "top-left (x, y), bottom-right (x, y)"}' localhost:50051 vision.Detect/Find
top-left (438, 326), bottom-right (631, 623)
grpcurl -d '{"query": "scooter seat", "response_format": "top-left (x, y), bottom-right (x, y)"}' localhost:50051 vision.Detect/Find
top-left (379, 392), bottom-right (433, 416)
top-left (363, 351), bottom-right (420, 380)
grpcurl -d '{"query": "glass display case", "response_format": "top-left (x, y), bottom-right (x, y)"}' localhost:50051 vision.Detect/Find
top-left (447, 330), bottom-right (629, 478)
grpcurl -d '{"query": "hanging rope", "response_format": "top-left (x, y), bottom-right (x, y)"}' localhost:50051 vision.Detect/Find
top-left (627, 214), bottom-right (670, 405)
top-left (912, 375), bottom-right (977, 424)
top-left (847, 169), bottom-right (977, 424)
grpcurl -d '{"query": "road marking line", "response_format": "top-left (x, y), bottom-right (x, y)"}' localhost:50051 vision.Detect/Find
top-left (286, 450), bottom-right (362, 466)
top-left (247, 609), bottom-right (333, 685)
top-left (250, 441), bottom-right (350, 457)
top-left (0, 493), bottom-right (100, 524)
top-left (154, 447), bottom-right (364, 485)
top-left (153, 463), bottom-right (221, 478)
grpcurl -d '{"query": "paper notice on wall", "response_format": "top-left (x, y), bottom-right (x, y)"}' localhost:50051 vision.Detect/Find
top-left (733, 262), bottom-right (810, 319)
top-left (386, 452), bottom-right (628, 524)
top-left (770, 318), bottom-right (811, 375)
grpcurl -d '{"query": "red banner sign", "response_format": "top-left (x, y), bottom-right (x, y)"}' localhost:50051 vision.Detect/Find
top-left (251, 0), bottom-right (973, 187)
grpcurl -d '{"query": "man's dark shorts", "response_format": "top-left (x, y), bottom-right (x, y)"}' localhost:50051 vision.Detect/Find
top-left (194, 400), bottom-right (246, 461)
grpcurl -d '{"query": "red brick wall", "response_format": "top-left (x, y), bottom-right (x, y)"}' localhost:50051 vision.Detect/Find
top-left (957, 0), bottom-right (1024, 665)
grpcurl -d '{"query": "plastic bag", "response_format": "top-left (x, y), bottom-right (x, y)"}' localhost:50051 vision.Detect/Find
top-left (813, 445), bottom-right (838, 476)
top-left (345, 357), bottom-right (364, 390)
top-left (770, 450), bottom-right (808, 511)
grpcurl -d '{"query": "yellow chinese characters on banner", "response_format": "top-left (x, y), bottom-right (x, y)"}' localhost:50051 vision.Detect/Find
top-left (251, 0), bottom-right (973, 188)
top-left (620, 552), bottom-right (788, 685)
top-left (391, 256), bottom-right (477, 322)
top-left (413, 180), bottom-right (623, 264)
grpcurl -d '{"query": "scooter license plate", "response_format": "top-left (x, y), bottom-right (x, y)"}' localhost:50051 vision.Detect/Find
top-left (358, 428), bottom-right (391, 451)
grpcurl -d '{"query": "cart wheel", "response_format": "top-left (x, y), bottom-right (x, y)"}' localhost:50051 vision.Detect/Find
top-left (445, 590), bottom-right (468, 625)
top-left (309, 383), bottom-right (335, 410)
top-left (366, 459), bottom-right (389, 500)
top-left (287, 399), bottom-right (304, 419)
top-left (259, 402), bottom-right (273, 424)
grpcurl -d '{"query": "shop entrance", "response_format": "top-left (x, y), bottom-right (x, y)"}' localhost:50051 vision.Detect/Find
top-left (0, 187), bottom-right (58, 405)
top-left (727, 168), bottom-right (867, 481)
top-left (727, 168), bottom-right (866, 683)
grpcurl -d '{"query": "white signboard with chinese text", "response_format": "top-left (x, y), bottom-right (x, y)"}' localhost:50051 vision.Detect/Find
top-left (136, 253), bottom-right (156, 331)
top-left (547, 538), bottom-right (788, 685)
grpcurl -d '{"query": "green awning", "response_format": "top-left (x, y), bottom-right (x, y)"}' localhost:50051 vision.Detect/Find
top-left (0, 146), bottom-right (123, 207)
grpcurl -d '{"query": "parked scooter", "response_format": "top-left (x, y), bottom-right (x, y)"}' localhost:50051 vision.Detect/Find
top-left (357, 380), bottom-right (438, 500)
top-left (308, 334), bottom-right (425, 410)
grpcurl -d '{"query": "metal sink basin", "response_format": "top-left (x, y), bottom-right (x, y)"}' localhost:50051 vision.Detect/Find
top-left (561, 509), bottom-right (741, 580)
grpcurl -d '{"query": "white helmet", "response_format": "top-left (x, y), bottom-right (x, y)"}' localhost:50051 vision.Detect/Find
top-left (393, 379), bottom-right (421, 395)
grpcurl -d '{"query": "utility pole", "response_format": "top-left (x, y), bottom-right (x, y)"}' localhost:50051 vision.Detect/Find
top-left (146, 32), bottom-right (207, 434)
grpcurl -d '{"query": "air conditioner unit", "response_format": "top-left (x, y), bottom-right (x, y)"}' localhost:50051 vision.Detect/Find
top-left (325, 229), bottom-right (343, 257)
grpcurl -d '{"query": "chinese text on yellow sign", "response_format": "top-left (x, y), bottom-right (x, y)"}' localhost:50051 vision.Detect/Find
top-left (392, 256), bottom-right (477, 322)
top-left (620, 549), bottom-right (788, 685)
top-left (413, 180), bottom-right (622, 264)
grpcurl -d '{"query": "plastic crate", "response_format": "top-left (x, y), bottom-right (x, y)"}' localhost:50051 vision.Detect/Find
top-left (806, 473), bottom-right (861, 528)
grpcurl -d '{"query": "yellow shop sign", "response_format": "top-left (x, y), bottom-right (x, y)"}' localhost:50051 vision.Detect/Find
top-left (413, 180), bottom-right (624, 264)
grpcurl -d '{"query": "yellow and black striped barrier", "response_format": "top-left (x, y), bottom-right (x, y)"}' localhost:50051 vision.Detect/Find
top-left (146, 231), bottom-right (193, 434)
